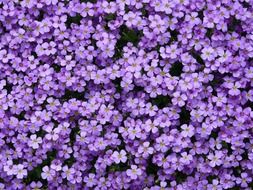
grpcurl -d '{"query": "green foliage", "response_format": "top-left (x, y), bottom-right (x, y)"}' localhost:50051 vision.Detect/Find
top-left (174, 171), bottom-right (188, 183)
top-left (108, 162), bottom-right (128, 172)
top-left (61, 89), bottom-right (85, 101)
top-left (24, 150), bottom-right (57, 185)
top-left (151, 95), bottom-right (171, 109)
top-left (66, 14), bottom-right (82, 28)
top-left (114, 25), bottom-right (143, 59)
top-left (105, 14), bottom-right (116, 21)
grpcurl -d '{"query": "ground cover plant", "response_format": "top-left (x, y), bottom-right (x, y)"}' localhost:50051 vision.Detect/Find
top-left (0, 0), bottom-right (253, 189)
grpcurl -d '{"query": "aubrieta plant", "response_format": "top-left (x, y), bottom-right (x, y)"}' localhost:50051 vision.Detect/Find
top-left (0, 0), bottom-right (253, 189)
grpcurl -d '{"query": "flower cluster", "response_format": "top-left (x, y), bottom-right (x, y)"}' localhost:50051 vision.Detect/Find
top-left (0, 0), bottom-right (253, 189)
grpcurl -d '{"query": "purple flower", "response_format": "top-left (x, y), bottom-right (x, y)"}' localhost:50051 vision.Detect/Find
top-left (14, 164), bottom-right (27, 179)
top-left (138, 141), bottom-right (154, 158)
top-left (29, 134), bottom-right (42, 149)
top-left (126, 165), bottom-right (142, 180)
top-left (83, 173), bottom-right (97, 188)
top-left (41, 166), bottom-right (55, 181)
top-left (111, 150), bottom-right (127, 164)
top-left (179, 152), bottom-right (193, 165)
top-left (180, 124), bottom-right (194, 138)
top-left (172, 92), bottom-right (187, 107)
top-left (207, 151), bottom-right (223, 167)
top-left (228, 82), bottom-right (241, 96)
top-left (201, 47), bottom-right (217, 61)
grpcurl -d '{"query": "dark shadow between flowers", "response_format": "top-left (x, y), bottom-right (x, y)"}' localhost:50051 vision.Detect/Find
top-left (191, 51), bottom-right (205, 66)
top-left (61, 89), bottom-right (85, 101)
top-left (112, 78), bottom-right (122, 93)
top-left (169, 61), bottom-right (183, 77)
top-left (151, 95), bottom-right (171, 109)
top-left (179, 107), bottom-right (190, 125)
top-left (24, 150), bottom-right (57, 185)
top-left (146, 157), bottom-right (159, 176)
top-left (108, 162), bottom-right (128, 172)
top-left (170, 30), bottom-right (179, 42)
top-left (175, 171), bottom-right (188, 184)
top-left (66, 14), bottom-right (82, 28)
top-left (114, 25), bottom-right (143, 59)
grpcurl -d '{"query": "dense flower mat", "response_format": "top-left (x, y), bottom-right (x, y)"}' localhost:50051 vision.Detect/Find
top-left (0, 0), bottom-right (253, 189)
